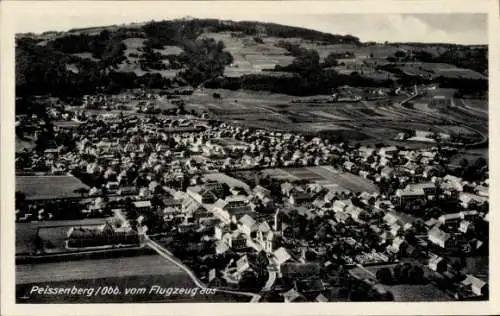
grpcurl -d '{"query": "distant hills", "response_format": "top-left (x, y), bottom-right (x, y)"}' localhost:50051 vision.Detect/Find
top-left (16, 18), bottom-right (487, 99)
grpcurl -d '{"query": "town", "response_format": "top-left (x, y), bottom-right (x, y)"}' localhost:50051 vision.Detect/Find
top-left (15, 89), bottom-right (488, 302)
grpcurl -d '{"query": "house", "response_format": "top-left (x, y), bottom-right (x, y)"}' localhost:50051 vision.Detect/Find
top-left (334, 211), bottom-right (350, 223)
top-left (315, 293), bottom-right (329, 302)
top-left (192, 206), bottom-right (211, 221)
top-left (459, 193), bottom-right (488, 208)
top-left (236, 255), bottom-right (251, 274)
top-left (208, 269), bottom-right (225, 287)
top-left (428, 255), bottom-right (447, 273)
top-left (66, 221), bottom-right (139, 248)
top-left (273, 247), bottom-right (292, 276)
top-left (461, 274), bottom-right (487, 296)
top-left (223, 231), bottom-right (249, 251)
top-left (438, 213), bottom-right (462, 226)
top-left (379, 146), bottom-right (398, 158)
top-left (253, 185), bottom-right (271, 200)
top-left (281, 288), bottom-right (306, 303)
top-left (133, 200), bottom-right (152, 212)
top-left (396, 182), bottom-right (436, 206)
top-left (256, 221), bottom-right (274, 252)
top-left (345, 205), bottom-right (369, 223)
top-left (178, 222), bottom-right (197, 233)
top-left (186, 185), bottom-right (219, 204)
top-left (461, 210), bottom-right (479, 221)
top-left (223, 195), bottom-right (251, 211)
top-left (425, 218), bottom-right (438, 228)
top-left (343, 161), bottom-right (356, 172)
top-left (443, 175), bottom-right (464, 191)
top-left (289, 191), bottom-right (314, 206)
top-left (332, 199), bottom-right (350, 212)
top-left (215, 240), bottom-right (230, 255)
top-left (476, 186), bottom-right (488, 197)
top-left (294, 278), bottom-right (326, 298)
top-left (428, 226), bottom-right (453, 248)
top-left (381, 166), bottom-right (395, 179)
top-left (389, 223), bottom-right (402, 237)
top-left (281, 182), bottom-right (294, 197)
top-left (459, 220), bottom-right (474, 234)
top-left (238, 214), bottom-right (257, 237)
top-left (383, 212), bottom-right (399, 226)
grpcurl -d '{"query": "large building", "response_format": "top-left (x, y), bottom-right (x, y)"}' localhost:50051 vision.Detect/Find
top-left (66, 221), bottom-right (139, 248)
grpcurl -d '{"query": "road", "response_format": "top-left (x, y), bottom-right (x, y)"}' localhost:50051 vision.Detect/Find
top-left (261, 270), bottom-right (277, 292)
top-left (355, 263), bottom-right (377, 279)
top-left (145, 235), bottom-right (262, 302)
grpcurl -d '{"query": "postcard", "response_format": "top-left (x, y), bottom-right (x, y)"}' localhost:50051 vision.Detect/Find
top-left (1, 1), bottom-right (499, 315)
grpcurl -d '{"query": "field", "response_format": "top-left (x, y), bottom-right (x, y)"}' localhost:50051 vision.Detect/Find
top-left (198, 32), bottom-right (294, 78)
top-left (117, 37), bottom-right (184, 78)
top-left (16, 175), bottom-right (90, 201)
top-left (16, 254), bottom-right (249, 302)
top-left (386, 283), bottom-right (451, 301)
top-left (262, 166), bottom-right (379, 193)
top-left (183, 86), bottom-right (487, 146)
top-left (16, 222), bottom-right (38, 255)
top-left (394, 63), bottom-right (486, 80)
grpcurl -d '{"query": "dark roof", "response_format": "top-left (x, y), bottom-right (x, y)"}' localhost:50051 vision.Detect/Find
top-left (281, 263), bottom-right (321, 277)
top-left (294, 278), bottom-right (326, 293)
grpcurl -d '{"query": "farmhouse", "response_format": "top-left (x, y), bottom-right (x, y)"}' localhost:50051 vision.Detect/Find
top-left (289, 191), bottom-right (314, 206)
top-left (133, 200), bottom-right (152, 213)
top-left (461, 274), bottom-right (487, 296)
top-left (396, 182), bottom-right (436, 206)
top-left (428, 226), bottom-right (453, 249)
top-left (428, 254), bottom-right (447, 273)
top-left (379, 146), bottom-right (398, 158)
top-left (186, 185), bottom-right (219, 204)
top-left (66, 221), bottom-right (139, 248)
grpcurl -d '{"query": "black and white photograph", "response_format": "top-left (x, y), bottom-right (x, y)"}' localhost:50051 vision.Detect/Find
top-left (1, 0), bottom-right (499, 315)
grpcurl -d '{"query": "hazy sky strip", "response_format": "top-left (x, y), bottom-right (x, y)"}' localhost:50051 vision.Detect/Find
top-left (11, 4), bottom-right (487, 45)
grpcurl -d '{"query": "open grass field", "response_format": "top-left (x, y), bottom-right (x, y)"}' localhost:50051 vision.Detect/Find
top-left (198, 32), bottom-right (294, 77)
top-left (385, 283), bottom-right (451, 301)
top-left (16, 223), bottom-right (38, 255)
top-left (183, 86), bottom-right (487, 146)
top-left (262, 166), bottom-right (378, 193)
top-left (16, 175), bottom-right (90, 201)
top-left (16, 254), bottom-right (191, 284)
top-left (16, 254), bottom-right (249, 302)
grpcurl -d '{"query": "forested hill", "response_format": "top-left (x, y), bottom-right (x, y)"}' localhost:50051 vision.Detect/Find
top-left (16, 18), bottom-right (487, 99)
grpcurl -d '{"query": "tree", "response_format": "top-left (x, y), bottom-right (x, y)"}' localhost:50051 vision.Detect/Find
top-left (376, 267), bottom-right (393, 285)
top-left (348, 286), bottom-right (370, 302)
top-left (459, 158), bottom-right (469, 168)
top-left (408, 265), bottom-right (425, 284)
top-left (239, 270), bottom-right (259, 292)
top-left (74, 187), bottom-right (90, 197)
top-left (15, 191), bottom-right (26, 203)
